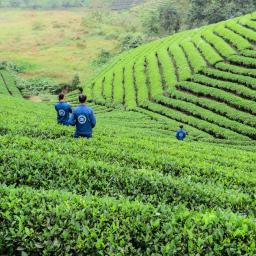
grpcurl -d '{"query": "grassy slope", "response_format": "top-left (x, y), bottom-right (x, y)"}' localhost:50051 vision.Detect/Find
top-left (0, 94), bottom-right (256, 253)
top-left (0, 9), bottom-right (128, 83)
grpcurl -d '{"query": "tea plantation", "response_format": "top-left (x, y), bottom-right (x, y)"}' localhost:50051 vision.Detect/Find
top-left (1, 11), bottom-right (256, 256)
top-left (75, 12), bottom-right (256, 141)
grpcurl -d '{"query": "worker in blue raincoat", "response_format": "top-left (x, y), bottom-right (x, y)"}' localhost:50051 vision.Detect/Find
top-left (55, 93), bottom-right (72, 125)
top-left (69, 94), bottom-right (96, 138)
top-left (176, 125), bottom-right (188, 141)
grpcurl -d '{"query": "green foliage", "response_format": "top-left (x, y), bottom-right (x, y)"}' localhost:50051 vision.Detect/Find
top-left (141, 0), bottom-right (256, 37)
top-left (157, 47), bottom-right (176, 88)
top-left (2, 185), bottom-right (256, 255)
top-left (93, 50), bottom-right (112, 66)
top-left (241, 49), bottom-right (256, 58)
top-left (182, 41), bottom-right (206, 72)
top-left (0, 61), bottom-right (24, 73)
top-left (1, 14), bottom-right (256, 255)
top-left (124, 63), bottom-right (137, 109)
top-left (0, 75), bottom-right (9, 95)
top-left (146, 52), bottom-right (163, 97)
top-left (112, 66), bottom-right (124, 105)
top-left (102, 73), bottom-right (113, 101)
top-left (188, 0), bottom-right (256, 28)
top-left (143, 2), bottom-right (181, 36)
top-left (134, 60), bottom-right (148, 104)
top-left (0, 70), bottom-right (22, 98)
top-left (120, 34), bottom-right (144, 51)
top-left (71, 74), bottom-right (81, 88)
top-left (15, 73), bottom-right (83, 97)
top-left (16, 77), bottom-right (57, 96)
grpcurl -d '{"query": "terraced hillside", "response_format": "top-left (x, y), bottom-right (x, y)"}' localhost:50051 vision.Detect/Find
top-left (75, 12), bottom-right (256, 141)
top-left (1, 94), bottom-right (256, 254)
top-left (0, 70), bottom-right (22, 98)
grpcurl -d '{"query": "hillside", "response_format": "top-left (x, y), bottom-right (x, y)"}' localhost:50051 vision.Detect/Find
top-left (0, 9), bottom-right (131, 83)
top-left (80, 12), bottom-right (256, 141)
top-left (0, 93), bottom-right (256, 254)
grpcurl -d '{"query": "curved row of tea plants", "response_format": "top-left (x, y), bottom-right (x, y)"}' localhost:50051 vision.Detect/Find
top-left (0, 70), bottom-right (22, 97)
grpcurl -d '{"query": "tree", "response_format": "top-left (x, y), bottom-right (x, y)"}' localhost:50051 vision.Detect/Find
top-left (143, 10), bottom-right (161, 35)
top-left (120, 34), bottom-right (144, 51)
top-left (71, 74), bottom-right (80, 90)
top-left (189, 0), bottom-right (256, 28)
top-left (142, 1), bottom-right (181, 36)
top-left (93, 50), bottom-right (112, 66)
top-left (159, 4), bottom-right (180, 34)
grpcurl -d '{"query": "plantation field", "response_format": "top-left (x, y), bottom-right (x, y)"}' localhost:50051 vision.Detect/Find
top-left (0, 94), bottom-right (256, 254)
top-left (82, 12), bottom-right (256, 141)
top-left (1, 9), bottom-right (256, 255)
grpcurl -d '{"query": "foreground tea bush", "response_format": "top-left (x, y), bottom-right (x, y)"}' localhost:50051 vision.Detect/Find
top-left (1, 185), bottom-right (256, 255)
top-left (0, 146), bottom-right (254, 214)
top-left (0, 92), bottom-right (256, 254)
